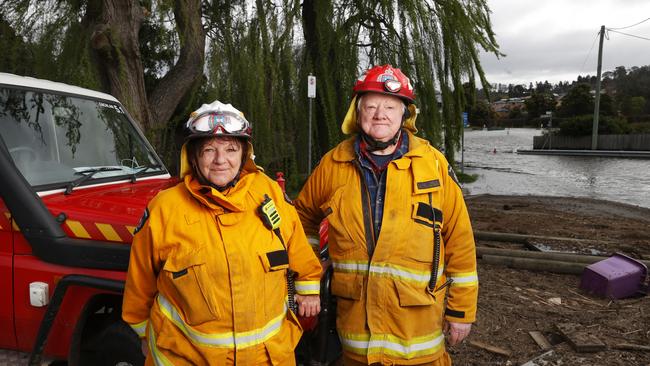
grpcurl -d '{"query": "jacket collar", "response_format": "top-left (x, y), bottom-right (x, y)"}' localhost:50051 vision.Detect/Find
top-left (184, 171), bottom-right (256, 213)
top-left (332, 130), bottom-right (431, 169)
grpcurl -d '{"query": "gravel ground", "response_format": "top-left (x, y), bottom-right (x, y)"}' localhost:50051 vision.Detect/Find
top-left (451, 194), bottom-right (650, 366)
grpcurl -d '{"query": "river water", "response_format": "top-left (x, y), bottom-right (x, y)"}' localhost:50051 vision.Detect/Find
top-left (459, 128), bottom-right (650, 208)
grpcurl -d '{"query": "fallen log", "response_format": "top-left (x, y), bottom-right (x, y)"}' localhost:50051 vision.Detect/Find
top-left (474, 231), bottom-right (529, 243)
top-left (477, 246), bottom-right (600, 263)
top-left (477, 247), bottom-right (650, 268)
top-left (468, 340), bottom-right (511, 357)
top-left (481, 255), bottom-right (586, 275)
top-left (474, 230), bottom-right (614, 244)
top-left (612, 343), bottom-right (650, 352)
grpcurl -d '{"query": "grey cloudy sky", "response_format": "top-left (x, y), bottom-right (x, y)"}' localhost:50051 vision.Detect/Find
top-left (479, 0), bottom-right (650, 85)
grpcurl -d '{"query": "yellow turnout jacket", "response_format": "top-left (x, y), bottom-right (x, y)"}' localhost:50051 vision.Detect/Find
top-left (295, 131), bottom-right (478, 365)
top-left (123, 152), bottom-right (322, 366)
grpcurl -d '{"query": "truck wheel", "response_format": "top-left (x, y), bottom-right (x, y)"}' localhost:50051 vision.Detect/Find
top-left (83, 320), bottom-right (144, 366)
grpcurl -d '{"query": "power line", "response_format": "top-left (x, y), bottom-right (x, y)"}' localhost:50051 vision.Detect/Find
top-left (608, 17), bottom-right (650, 30)
top-left (607, 29), bottom-right (650, 41)
top-left (579, 31), bottom-right (600, 74)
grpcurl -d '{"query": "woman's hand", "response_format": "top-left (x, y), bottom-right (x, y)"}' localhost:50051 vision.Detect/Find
top-left (294, 294), bottom-right (321, 317)
top-left (141, 338), bottom-right (149, 356)
top-left (444, 321), bottom-right (472, 346)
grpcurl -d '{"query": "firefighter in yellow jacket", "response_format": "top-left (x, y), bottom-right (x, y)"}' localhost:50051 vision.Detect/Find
top-left (295, 65), bottom-right (478, 366)
top-left (123, 100), bottom-right (322, 365)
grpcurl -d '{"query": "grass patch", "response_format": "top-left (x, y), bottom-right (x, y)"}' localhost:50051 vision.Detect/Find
top-left (457, 171), bottom-right (479, 184)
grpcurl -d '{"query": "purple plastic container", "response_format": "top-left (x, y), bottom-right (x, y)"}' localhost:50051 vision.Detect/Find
top-left (579, 253), bottom-right (648, 299)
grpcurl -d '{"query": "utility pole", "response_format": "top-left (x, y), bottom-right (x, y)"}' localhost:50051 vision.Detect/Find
top-left (548, 111), bottom-right (553, 150)
top-left (592, 25), bottom-right (605, 150)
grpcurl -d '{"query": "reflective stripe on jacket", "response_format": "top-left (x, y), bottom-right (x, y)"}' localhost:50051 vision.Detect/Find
top-left (295, 131), bottom-right (477, 365)
top-left (123, 168), bottom-right (322, 365)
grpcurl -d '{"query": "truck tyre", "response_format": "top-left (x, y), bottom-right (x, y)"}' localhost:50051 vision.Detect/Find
top-left (91, 320), bottom-right (145, 366)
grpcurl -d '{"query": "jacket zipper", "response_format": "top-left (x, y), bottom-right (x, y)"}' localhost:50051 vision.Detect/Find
top-left (353, 159), bottom-right (377, 265)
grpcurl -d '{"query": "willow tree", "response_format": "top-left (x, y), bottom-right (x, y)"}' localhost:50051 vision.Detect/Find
top-left (301, 0), bottom-right (359, 165)
top-left (2, 0), bottom-right (501, 176)
top-left (1, 0), bottom-right (206, 164)
top-left (203, 0), bottom-right (306, 187)
top-left (303, 0), bottom-right (502, 163)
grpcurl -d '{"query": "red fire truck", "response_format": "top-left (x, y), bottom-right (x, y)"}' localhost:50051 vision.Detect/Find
top-left (0, 73), bottom-right (176, 365)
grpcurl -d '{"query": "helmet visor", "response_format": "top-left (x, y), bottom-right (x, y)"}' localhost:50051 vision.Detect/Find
top-left (188, 112), bottom-right (250, 136)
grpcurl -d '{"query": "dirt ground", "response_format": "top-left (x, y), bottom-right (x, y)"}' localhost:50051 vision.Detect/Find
top-left (450, 195), bottom-right (650, 366)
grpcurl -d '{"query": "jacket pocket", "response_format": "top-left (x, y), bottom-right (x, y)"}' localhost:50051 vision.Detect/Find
top-left (258, 252), bottom-right (289, 319)
top-left (395, 280), bottom-right (435, 307)
top-left (258, 250), bottom-right (290, 272)
top-left (264, 310), bottom-right (302, 365)
top-left (320, 187), bottom-right (358, 256)
top-left (405, 200), bottom-right (445, 264)
top-left (162, 247), bottom-right (218, 325)
top-left (331, 273), bottom-right (363, 300)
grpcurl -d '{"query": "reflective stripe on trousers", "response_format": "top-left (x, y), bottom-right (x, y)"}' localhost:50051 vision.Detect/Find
top-left (342, 350), bottom-right (452, 366)
top-left (339, 330), bottom-right (445, 359)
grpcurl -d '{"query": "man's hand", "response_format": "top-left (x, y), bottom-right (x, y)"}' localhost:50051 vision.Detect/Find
top-left (295, 294), bottom-right (321, 317)
top-left (444, 321), bottom-right (472, 346)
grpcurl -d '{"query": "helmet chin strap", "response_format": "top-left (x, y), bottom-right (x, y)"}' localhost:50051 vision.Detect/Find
top-left (361, 129), bottom-right (401, 152)
top-left (197, 169), bottom-right (242, 192)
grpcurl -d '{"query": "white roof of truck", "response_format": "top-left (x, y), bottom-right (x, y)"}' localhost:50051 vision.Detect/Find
top-left (0, 72), bottom-right (119, 103)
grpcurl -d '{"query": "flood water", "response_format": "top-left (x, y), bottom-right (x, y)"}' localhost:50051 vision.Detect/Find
top-left (459, 128), bottom-right (650, 208)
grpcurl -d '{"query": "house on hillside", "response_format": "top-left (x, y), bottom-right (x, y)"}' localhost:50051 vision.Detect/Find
top-left (490, 97), bottom-right (529, 118)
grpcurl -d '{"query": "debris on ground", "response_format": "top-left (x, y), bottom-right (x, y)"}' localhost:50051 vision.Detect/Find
top-left (451, 195), bottom-right (650, 365)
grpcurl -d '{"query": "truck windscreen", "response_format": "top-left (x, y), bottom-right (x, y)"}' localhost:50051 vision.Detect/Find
top-left (0, 87), bottom-right (165, 188)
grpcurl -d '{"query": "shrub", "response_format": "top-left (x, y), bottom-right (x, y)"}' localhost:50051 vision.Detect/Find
top-left (558, 115), bottom-right (630, 136)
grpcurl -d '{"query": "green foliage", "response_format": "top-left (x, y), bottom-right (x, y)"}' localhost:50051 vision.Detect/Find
top-left (1, 0), bottom-right (502, 179)
top-left (620, 96), bottom-right (647, 117)
top-left (558, 84), bottom-right (593, 117)
top-left (613, 66), bottom-right (650, 115)
top-left (598, 93), bottom-right (616, 116)
top-left (457, 171), bottom-right (478, 184)
top-left (139, 14), bottom-right (178, 93)
top-left (524, 91), bottom-right (556, 119)
top-left (0, 13), bottom-right (35, 75)
top-left (0, 0), bottom-right (100, 88)
top-left (507, 84), bottom-right (527, 98)
top-left (508, 106), bottom-right (522, 119)
top-left (469, 100), bottom-right (493, 126)
top-left (558, 115), bottom-right (630, 137)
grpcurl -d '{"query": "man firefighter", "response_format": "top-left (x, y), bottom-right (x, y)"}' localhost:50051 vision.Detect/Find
top-left (295, 65), bottom-right (478, 365)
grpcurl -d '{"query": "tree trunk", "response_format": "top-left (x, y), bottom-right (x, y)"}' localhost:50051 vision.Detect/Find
top-left (89, 0), bottom-right (152, 130)
top-left (147, 0), bottom-right (205, 131)
top-left (481, 255), bottom-right (586, 275)
top-left (476, 246), bottom-right (650, 268)
top-left (89, 0), bottom-right (205, 143)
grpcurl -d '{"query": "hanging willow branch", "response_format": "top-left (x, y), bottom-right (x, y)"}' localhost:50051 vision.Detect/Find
top-left (1, 0), bottom-right (501, 180)
top-left (350, 0), bottom-right (502, 163)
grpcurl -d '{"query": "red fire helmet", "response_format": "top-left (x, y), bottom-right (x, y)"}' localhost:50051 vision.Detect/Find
top-left (353, 64), bottom-right (415, 103)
